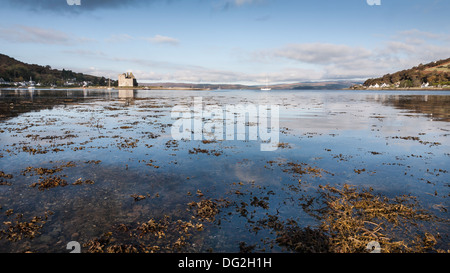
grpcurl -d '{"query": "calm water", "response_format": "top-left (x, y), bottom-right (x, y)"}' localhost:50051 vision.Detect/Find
top-left (0, 88), bottom-right (449, 252)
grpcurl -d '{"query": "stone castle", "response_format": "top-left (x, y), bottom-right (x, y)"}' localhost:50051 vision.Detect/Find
top-left (118, 72), bottom-right (138, 87)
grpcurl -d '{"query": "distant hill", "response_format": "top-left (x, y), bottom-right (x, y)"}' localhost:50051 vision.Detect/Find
top-left (140, 81), bottom-right (359, 90)
top-left (363, 57), bottom-right (450, 88)
top-left (290, 81), bottom-right (358, 90)
top-left (0, 53), bottom-right (112, 87)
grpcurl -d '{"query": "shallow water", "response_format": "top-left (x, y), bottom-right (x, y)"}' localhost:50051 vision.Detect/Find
top-left (0, 88), bottom-right (449, 252)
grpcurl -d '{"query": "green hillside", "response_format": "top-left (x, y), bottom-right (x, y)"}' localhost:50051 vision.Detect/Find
top-left (364, 57), bottom-right (450, 88)
top-left (0, 53), bottom-right (113, 87)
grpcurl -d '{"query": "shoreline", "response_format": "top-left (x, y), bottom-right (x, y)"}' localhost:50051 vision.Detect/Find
top-left (73, 86), bottom-right (209, 91)
top-left (3, 86), bottom-right (450, 91)
top-left (0, 86), bottom-right (209, 91)
top-left (346, 87), bottom-right (450, 91)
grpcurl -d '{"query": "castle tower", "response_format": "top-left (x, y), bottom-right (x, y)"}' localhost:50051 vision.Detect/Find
top-left (118, 72), bottom-right (138, 87)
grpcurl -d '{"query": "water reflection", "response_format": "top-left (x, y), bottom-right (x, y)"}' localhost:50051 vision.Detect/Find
top-left (118, 89), bottom-right (135, 99)
top-left (118, 89), bottom-right (136, 106)
top-left (367, 93), bottom-right (450, 122)
top-left (2, 89), bottom-right (449, 121)
top-left (0, 88), bottom-right (449, 252)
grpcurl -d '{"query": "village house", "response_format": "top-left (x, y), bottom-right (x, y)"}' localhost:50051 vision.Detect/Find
top-left (118, 72), bottom-right (138, 87)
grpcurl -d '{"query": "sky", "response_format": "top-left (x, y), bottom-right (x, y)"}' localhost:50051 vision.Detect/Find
top-left (1, 0), bottom-right (450, 84)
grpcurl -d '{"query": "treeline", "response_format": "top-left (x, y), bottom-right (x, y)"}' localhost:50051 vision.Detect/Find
top-left (364, 58), bottom-right (450, 87)
top-left (0, 53), bottom-right (113, 86)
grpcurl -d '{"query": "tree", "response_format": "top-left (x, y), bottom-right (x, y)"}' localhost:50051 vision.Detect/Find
top-left (427, 75), bottom-right (437, 85)
top-left (99, 77), bottom-right (106, 86)
top-left (399, 80), bottom-right (413, 88)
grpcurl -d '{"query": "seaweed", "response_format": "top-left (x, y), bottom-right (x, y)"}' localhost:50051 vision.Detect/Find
top-left (298, 184), bottom-right (446, 253)
top-left (0, 211), bottom-right (53, 242)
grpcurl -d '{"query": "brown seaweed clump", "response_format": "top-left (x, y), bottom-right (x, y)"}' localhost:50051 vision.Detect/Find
top-left (72, 178), bottom-right (95, 185)
top-left (82, 197), bottom-right (229, 253)
top-left (276, 224), bottom-right (330, 253)
top-left (300, 184), bottom-right (446, 253)
top-left (0, 171), bottom-right (13, 185)
top-left (282, 162), bottom-right (331, 178)
top-left (130, 194), bottom-right (146, 201)
top-left (0, 171), bottom-right (13, 179)
top-left (188, 148), bottom-right (223, 156)
top-left (30, 176), bottom-right (68, 191)
top-left (22, 161), bottom-right (76, 176)
top-left (83, 216), bottom-right (205, 253)
top-left (187, 199), bottom-right (221, 222)
top-left (0, 211), bottom-right (53, 242)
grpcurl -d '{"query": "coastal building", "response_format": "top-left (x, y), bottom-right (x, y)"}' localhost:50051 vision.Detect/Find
top-left (118, 72), bottom-right (138, 87)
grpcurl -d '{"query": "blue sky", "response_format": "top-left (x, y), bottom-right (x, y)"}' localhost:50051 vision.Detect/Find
top-left (1, 0), bottom-right (449, 84)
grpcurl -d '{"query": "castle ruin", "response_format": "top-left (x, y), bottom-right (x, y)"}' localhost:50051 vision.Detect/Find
top-left (118, 72), bottom-right (138, 87)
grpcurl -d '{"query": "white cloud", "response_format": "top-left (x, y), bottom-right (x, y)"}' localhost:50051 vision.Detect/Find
top-left (396, 29), bottom-right (450, 41)
top-left (78, 66), bottom-right (118, 78)
top-left (56, 26), bottom-right (450, 84)
top-left (250, 29), bottom-right (450, 81)
top-left (63, 28), bottom-right (450, 84)
top-left (271, 43), bottom-right (372, 65)
top-left (234, 0), bottom-right (259, 6)
top-left (105, 34), bottom-right (135, 43)
top-left (62, 49), bottom-right (107, 57)
top-left (0, 25), bottom-right (96, 45)
top-left (129, 66), bottom-right (323, 84)
top-left (213, 0), bottom-right (264, 11)
top-left (144, 35), bottom-right (180, 46)
top-left (104, 34), bottom-right (179, 46)
top-left (4, 0), bottom-right (166, 13)
top-left (372, 30), bottom-right (450, 74)
top-left (0, 25), bottom-right (71, 45)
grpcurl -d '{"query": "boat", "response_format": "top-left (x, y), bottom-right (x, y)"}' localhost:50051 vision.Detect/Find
top-left (107, 78), bottom-right (114, 90)
top-left (28, 77), bottom-right (35, 91)
top-left (261, 78), bottom-right (271, 91)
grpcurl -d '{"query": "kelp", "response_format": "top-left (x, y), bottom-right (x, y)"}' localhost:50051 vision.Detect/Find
top-left (297, 184), bottom-right (446, 253)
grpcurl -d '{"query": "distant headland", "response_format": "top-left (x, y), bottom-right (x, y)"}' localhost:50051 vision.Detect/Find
top-left (349, 57), bottom-right (450, 90)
